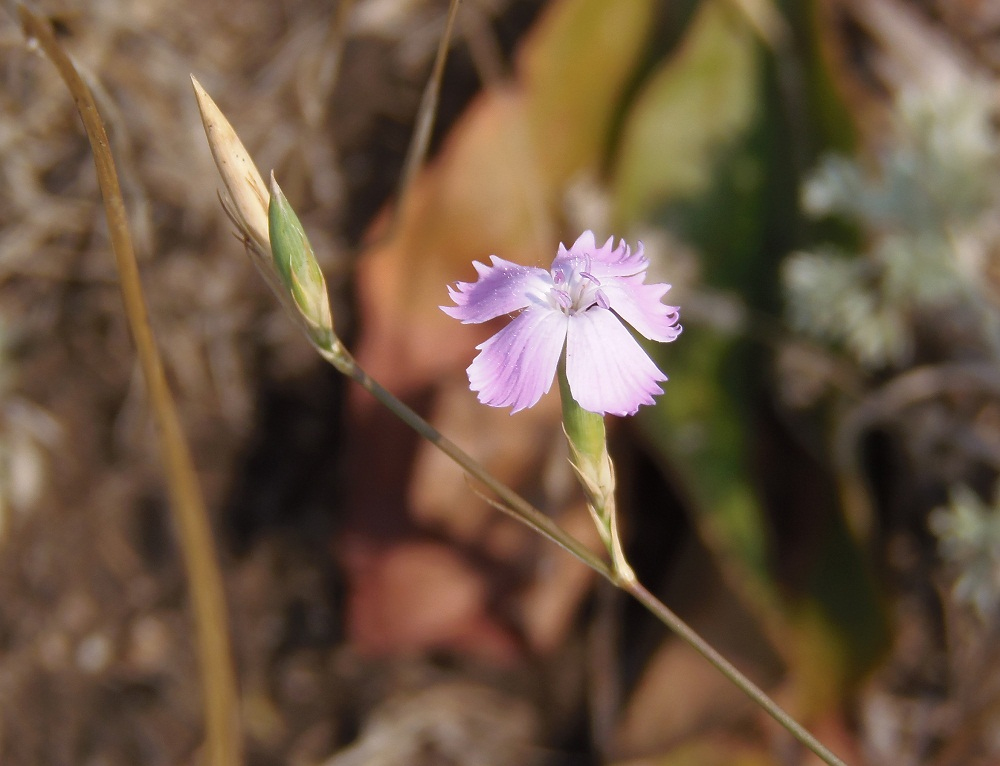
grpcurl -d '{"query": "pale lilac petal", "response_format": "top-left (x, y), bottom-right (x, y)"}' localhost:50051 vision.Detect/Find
top-left (586, 235), bottom-right (616, 264)
top-left (554, 234), bottom-right (650, 281)
top-left (445, 232), bottom-right (680, 416)
top-left (552, 231), bottom-right (595, 271)
top-left (441, 256), bottom-right (552, 324)
top-left (601, 277), bottom-right (681, 342)
top-left (569, 230), bottom-right (596, 253)
top-left (552, 231), bottom-right (597, 273)
top-left (588, 239), bottom-right (651, 278)
top-left (467, 307), bottom-right (567, 413)
top-left (565, 309), bottom-right (667, 416)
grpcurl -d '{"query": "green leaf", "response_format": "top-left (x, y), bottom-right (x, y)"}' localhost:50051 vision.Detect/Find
top-left (615, 0), bottom-right (772, 588)
top-left (522, 0), bottom-right (655, 193)
top-left (614, 0), bottom-right (888, 706)
top-left (613, 0), bottom-right (758, 225)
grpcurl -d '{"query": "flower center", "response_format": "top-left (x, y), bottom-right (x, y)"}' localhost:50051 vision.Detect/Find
top-left (549, 257), bottom-right (609, 315)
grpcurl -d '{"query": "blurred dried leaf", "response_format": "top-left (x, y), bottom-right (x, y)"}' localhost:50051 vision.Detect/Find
top-left (354, 0), bottom-right (655, 392)
top-left (613, 740), bottom-right (774, 766)
top-left (354, 90), bottom-right (550, 394)
top-left (342, 540), bottom-right (521, 661)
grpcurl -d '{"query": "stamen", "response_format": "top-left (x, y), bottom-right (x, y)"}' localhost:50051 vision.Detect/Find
top-left (580, 270), bottom-right (601, 286)
top-left (554, 289), bottom-right (573, 310)
top-left (595, 289), bottom-right (610, 310)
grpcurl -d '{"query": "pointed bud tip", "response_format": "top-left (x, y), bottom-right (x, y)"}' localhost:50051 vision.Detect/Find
top-left (268, 171), bottom-right (285, 203)
top-left (191, 77), bottom-right (270, 253)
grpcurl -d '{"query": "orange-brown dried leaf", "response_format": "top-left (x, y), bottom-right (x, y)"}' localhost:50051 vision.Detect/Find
top-left (342, 540), bottom-right (521, 662)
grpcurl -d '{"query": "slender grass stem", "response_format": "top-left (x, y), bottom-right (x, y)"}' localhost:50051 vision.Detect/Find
top-left (390, 0), bottom-right (461, 234)
top-left (18, 8), bottom-right (242, 766)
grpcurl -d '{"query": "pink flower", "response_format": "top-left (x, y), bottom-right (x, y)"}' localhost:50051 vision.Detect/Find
top-left (442, 231), bottom-right (681, 416)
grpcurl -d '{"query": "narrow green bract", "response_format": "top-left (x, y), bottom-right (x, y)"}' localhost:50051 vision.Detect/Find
top-left (267, 174), bottom-right (335, 345)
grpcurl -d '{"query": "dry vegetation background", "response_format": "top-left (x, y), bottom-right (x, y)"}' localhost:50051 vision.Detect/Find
top-left (2, 0), bottom-right (1000, 765)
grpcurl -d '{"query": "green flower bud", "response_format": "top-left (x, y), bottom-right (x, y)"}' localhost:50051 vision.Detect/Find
top-left (267, 174), bottom-right (335, 346)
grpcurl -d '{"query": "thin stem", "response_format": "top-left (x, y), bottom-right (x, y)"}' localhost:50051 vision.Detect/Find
top-left (624, 579), bottom-right (848, 766)
top-left (19, 7), bottom-right (242, 766)
top-left (317, 346), bottom-right (612, 579)
top-left (318, 346), bottom-right (846, 766)
top-left (556, 358), bottom-right (633, 583)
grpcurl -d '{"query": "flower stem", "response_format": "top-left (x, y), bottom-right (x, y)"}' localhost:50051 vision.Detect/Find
top-left (556, 357), bottom-right (634, 583)
top-left (316, 344), bottom-right (614, 580)
top-left (318, 343), bottom-right (847, 766)
top-left (624, 579), bottom-right (847, 766)
top-left (390, 0), bottom-right (461, 236)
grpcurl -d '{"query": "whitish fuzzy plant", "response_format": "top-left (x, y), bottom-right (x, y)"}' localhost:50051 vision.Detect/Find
top-left (930, 483), bottom-right (1000, 620)
top-left (784, 79), bottom-right (1000, 368)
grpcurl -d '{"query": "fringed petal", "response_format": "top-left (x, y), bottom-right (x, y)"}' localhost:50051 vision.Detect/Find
top-left (565, 309), bottom-right (667, 416)
top-left (441, 256), bottom-right (551, 324)
top-left (467, 308), bottom-right (567, 413)
top-left (601, 277), bottom-right (681, 342)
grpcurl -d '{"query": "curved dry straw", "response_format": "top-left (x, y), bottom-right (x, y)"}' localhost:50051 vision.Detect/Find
top-left (17, 6), bottom-right (242, 766)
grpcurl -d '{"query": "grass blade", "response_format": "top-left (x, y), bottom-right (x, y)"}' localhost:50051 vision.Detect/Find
top-left (17, 6), bottom-right (242, 765)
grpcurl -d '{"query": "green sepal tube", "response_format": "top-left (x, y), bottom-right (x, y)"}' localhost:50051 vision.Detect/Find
top-left (268, 173), bottom-right (335, 348)
top-left (557, 355), bottom-right (607, 466)
top-left (557, 354), bottom-right (635, 584)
